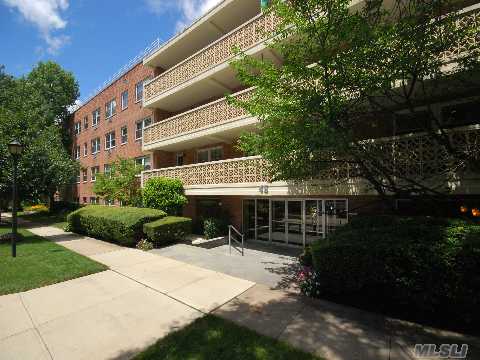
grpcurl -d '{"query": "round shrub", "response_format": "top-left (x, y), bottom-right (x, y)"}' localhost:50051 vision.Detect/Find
top-left (142, 177), bottom-right (188, 215)
top-left (143, 216), bottom-right (192, 247)
top-left (309, 216), bottom-right (480, 332)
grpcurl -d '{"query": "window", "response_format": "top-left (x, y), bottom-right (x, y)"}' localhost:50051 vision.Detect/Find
top-left (82, 169), bottom-right (88, 182)
top-left (83, 143), bottom-right (88, 157)
top-left (105, 98), bottom-right (117, 119)
top-left (105, 198), bottom-right (114, 206)
top-left (90, 197), bottom-right (99, 204)
top-left (83, 197), bottom-right (87, 204)
top-left (91, 137), bottom-right (101, 154)
top-left (76, 172), bottom-right (80, 183)
top-left (176, 152), bottom-right (184, 166)
top-left (197, 146), bottom-right (223, 163)
top-left (105, 131), bottom-right (116, 150)
top-left (135, 156), bottom-right (151, 170)
top-left (92, 108), bottom-right (100, 127)
top-left (74, 122), bottom-right (81, 135)
top-left (104, 164), bottom-right (111, 176)
top-left (121, 90), bottom-right (128, 110)
top-left (135, 81), bottom-right (144, 102)
top-left (121, 126), bottom-right (128, 144)
top-left (83, 116), bottom-right (89, 129)
top-left (135, 117), bottom-right (152, 140)
top-left (74, 145), bottom-right (80, 160)
top-left (91, 166), bottom-right (99, 182)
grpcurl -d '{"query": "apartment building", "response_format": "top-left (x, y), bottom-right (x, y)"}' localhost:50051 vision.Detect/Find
top-left (70, 62), bottom-right (156, 204)
top-left (137, 0), bottom-right (480, 247)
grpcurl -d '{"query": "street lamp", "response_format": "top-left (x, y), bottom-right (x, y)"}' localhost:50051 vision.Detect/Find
top-left (8, 140), bottom-right (23, 258)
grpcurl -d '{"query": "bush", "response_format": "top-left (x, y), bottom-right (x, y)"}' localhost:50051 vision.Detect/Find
top-left (23, 204), bottom-right (49, 213)
top-left (203, 217), bottom-right (228, 239)
top-left (143, 216), bottom-right (192, 247)
top-left (67, 205), bottom-right (166, 246)
top-left (299, 246), bottom-right (313, 267)
top-left (142, 177), bottom-right (188, 215)
top-left (308, 216), bottom-right (480, 333)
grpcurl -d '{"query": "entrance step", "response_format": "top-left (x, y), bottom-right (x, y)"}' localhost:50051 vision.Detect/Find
top-left (188, 235), bottom-right (227, 249)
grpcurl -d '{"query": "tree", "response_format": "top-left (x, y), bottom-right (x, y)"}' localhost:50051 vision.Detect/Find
top-left (0, 62), bottom-right (79, 211)
top-left (93, 158), bottom-right (142, 206)
top-left (231, 0), bottom-right (480, 201)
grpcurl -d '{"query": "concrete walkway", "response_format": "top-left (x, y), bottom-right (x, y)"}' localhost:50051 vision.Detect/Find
top-left (152, 242), bottom-right (301, 290)
top-left (2, 223), bottom-right (479, 360)
top-left (1, 225), bottom-right (254, 360)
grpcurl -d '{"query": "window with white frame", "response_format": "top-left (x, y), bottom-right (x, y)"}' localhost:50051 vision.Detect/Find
top-left (135, 81), bottom-right (144, 102)
top-left (197, 146), bottom-right (223, 163)
top-left (91, 166), bottom-right (99, 182)
top-left (121, 126), bottom-right (128, 144)
top-left (74, 145), bottom-right (80, 160)
top-left (121, 90), bottom-right (128, 110)
top-left (105, 98), bottom-right (116, 119)
top-left (74, 122), bottom-right (81, 135)
top-left (176, 152), bottom-right (184, 166)
top-left (105, 198), bottom-right (114, 206)
top-left (83, 116), bottom-right (89, 129)
top-left (135, 117), bottom-right (152, 140)
top-left (82, 169), bottom-right (88, 182)
top-left (89, 197), bottom-right (99, 204)
top-left (104, 164), bottom-right (111, 176)
top-left (92, 108), bottom-right (100, 127)
top-left (83, 143), bottom-right (88, 157)
top-left (135, 156), bottom-right (151, 170)
top-left (105, 131), bottom-right (116, 150)
top-left (91, 137), bottom-right (101, 154)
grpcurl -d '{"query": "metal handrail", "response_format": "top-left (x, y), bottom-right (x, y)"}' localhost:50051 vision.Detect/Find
top-left (228, 225), bottom-right (244, 256)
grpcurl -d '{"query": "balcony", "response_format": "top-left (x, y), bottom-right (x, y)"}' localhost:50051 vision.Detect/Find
top-left (143, 12), bottom-right (281, 111)
top-left (143, 88), bottom-right (257, 151)
top-left (141, 126), bottom-right (480, 196)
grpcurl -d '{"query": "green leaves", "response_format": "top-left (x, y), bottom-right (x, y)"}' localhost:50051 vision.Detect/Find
top-left (93, 158), bottom-right (142, 206)
top-left (142, 177), bottom-right (188, 215)
top-left (231, 0), bottom-right (480, 196)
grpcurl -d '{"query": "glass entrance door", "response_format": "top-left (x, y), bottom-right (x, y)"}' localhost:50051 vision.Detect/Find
top-left (271, 200), bottom-right (286, 243)
top-left (287, 201), bottom-right (303, 245)
top-left (242, 198), bottom-right (348, 247)
top-left (305, 200), bottom-right (324, 244)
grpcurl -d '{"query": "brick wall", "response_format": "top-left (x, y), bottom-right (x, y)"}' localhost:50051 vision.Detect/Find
top-left (69, 62), bottom-right (155, 204)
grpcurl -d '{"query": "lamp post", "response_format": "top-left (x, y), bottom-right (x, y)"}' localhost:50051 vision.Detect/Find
top-left (8, 140), bottom-right (23, 258)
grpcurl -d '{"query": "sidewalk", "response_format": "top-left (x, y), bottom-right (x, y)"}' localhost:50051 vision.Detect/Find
top-left (1, 222), bottom-right (479, 360)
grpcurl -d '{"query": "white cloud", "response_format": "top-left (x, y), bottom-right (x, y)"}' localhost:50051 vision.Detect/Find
top-left (3, 0), bottom-right (70, 55)
top-left (146, 0), bottom-right (222, 33)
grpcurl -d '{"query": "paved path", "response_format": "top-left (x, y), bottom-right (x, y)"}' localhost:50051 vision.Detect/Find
top-left (152, 242), bottom-right (301, 290)
top-left (2, 223), bottom-right (479, 360)
top-left (1, 225), bottom-right (254, 360)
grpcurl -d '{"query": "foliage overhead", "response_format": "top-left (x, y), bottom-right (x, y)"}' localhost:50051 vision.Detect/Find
top-left (231, 0), bottom-right (480, 198)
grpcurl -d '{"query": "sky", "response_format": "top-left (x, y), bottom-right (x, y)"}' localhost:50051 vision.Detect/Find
top-left (0, 0), bottom-right (222, 103)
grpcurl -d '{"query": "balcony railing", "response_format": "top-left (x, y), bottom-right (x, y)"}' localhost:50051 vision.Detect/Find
top-left (441, 6), bottom-right (480, 62)
top-left (142, 156), bottom-right (270, 186)
top-left (144, 12), bottom-right (280, 102)
top-left (142, 126), bottom-right (479, 188)
top-left (143, 88), bottom-right (254, 146)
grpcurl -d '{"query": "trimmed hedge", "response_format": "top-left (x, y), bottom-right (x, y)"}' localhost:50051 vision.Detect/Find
top-left (143, 216), bottom-right (192, 247)
top-left (67, 206), bottom-right (166, 246)
top-left (307, 216), bottom-right (480, 332)
top-left (142, 177), bottom-right (188, 215)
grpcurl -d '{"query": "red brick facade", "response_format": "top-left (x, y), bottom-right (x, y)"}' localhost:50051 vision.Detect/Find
top-left (70, 63), bottom-right (155, 204)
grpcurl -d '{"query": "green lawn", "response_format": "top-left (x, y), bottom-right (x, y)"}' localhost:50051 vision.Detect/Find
top-left (134, 315), bottom-right (322, 360)
top-left (0, 225), bottom-right (107, 295)
top-left (19, 211), bottom-right (68, 229)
